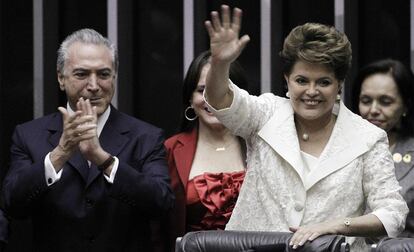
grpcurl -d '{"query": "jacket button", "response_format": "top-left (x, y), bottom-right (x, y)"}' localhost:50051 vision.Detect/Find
top-left (86, 198), bottom-right (94, 207)
top-left (47, 178), bottom-right (53, 184)
top-left (294, 202), bottom-right (304, 211)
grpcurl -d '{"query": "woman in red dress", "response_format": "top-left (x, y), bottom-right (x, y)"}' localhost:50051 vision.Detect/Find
top-left (161, 50), bottom-right (248, 251)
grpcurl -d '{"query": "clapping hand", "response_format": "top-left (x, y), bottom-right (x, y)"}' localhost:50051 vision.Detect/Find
top-left (76, 98), bottom-right (101, 160)
top-left (50, 98), bottom-right (97, 171)
top-left (57, 98), bottom-right (97, 155)
top-left (74, 98), bottom-right (112, 170)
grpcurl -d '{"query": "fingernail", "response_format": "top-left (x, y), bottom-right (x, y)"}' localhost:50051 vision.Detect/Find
top-left (293, 245), bottom-right (297, 249)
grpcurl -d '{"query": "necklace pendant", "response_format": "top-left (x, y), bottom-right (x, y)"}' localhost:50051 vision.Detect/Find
top-left (302, 133), bottom-right (309, 141)
top-left (215, 147), bottom-right (226, 151)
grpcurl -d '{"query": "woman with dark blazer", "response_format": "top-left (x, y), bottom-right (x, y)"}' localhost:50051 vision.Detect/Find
top-left (161, 51), bottom-right (248, 251)
top-left (352, 59), bottom-right (414, 237)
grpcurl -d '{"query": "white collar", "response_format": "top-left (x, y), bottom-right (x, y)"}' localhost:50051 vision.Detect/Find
top-left (67, 103), bottom-right (111, 137)
top-left (258, 100), bottom-right (382, 190)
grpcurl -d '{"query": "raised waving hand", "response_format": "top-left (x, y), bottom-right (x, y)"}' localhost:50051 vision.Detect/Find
top-left (204, 5), bottom-right (250, 109)
top-left (205, 5), bottom-right (250, 65)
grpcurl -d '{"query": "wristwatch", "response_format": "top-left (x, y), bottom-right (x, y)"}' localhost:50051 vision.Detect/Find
top-left (97, 155), bottom-right (115, 171)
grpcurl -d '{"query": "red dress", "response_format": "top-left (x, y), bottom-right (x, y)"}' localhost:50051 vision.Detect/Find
top-left (185, 171), bottom-right (245, 231)
top-left (157, 129), bottom-right (246, 252)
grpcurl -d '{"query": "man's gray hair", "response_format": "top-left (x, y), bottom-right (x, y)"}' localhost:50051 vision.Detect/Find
top-left (57, 28), bottom-right (118, 75)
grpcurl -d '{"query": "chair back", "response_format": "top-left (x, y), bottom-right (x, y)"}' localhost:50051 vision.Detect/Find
top-left (371, 237), bottom-right (414, 252)
top-left (175, 230), bottom-right (349, 252)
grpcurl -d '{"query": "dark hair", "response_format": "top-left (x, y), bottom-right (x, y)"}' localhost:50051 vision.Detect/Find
top-left (351, 59), bottom-right (414, 138)
top-left (179, 50), bottom-right (249, 132)
top-left (280, 23), bottom-right (352, 82)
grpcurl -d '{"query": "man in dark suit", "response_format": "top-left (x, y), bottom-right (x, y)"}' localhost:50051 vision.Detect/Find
top-left (0, 209), bottom-right (7, 251)
top-left (2, 28), bottom-right (174, 251)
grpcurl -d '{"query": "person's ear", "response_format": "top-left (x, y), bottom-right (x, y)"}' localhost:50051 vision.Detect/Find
top-left (338, 81), bottom-right (344, 94)
top-left (57, 71), bottom-right (65, 91)
top-left (284, 74), bottom-right (289, 84)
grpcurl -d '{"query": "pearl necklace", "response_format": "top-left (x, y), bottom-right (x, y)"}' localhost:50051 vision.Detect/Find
top-left (302, 133), bottom-right (309, 141)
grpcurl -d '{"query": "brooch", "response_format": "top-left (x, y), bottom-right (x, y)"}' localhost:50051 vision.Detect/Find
top-left (403, 154), bottom-right (412, 163)
top-left (393, 153), bottom-right (402, 163)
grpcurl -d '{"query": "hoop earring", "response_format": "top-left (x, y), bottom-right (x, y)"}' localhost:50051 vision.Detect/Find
top-left (184, 106), bottom-right (198, 121)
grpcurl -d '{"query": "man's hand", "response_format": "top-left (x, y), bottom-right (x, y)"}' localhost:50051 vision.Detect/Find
top-left (50, 99), bottom-right (97, 171)
top-left (76, 98), bottom-right (111, 168)
top-left (76, 98), bottom-right (114, 175)
top-left (77, 98), bottom-right (100, 159)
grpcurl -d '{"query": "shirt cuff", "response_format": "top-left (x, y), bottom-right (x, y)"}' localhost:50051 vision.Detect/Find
top-left (103, 156), bottom-right (119, 184)
top-left (44, 152), bottom-right (63, 186)
top-left (203, 80), bottom-right (236, 113)
top-left (372, 209), bottom-right (402, 237)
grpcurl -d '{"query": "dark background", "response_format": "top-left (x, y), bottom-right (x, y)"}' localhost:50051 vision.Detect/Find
top-left (0, 0), bottom-right (411, 250)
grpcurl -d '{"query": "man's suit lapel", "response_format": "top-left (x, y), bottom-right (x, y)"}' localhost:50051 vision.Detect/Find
top-left (47, 113), bottom-right (90, 183)
top-left (86, 108), bottom-right (129, 188)
top-left (173, 129), bottom-right (197, 189)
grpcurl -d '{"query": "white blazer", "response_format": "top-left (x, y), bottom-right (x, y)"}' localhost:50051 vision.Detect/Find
top-left (205, 83), bottom-right (408, 250)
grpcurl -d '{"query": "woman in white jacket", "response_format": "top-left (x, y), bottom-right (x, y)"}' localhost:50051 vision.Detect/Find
top-left (203, 5), bottom-right (408, 251)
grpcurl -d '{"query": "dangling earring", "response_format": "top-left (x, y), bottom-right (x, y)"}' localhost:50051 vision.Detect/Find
top-left (184, 106), bottom-right (198, 121)
top-left (286, 92), bottom-right (290, 98)
top-left (336, 85), bottom-right (343, 102)
top-left (336, 94), bottom-right (341, 102)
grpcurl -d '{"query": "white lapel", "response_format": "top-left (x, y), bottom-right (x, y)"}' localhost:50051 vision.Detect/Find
top-left (305, 102), bottom-right (376, 190)
top-left (258, 99), bottom-right (307, 183)
top-left (258, 100), bottom-right (380, 191)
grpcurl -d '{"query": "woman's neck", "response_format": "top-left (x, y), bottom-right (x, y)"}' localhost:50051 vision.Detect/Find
top-left (387, 131), bottom-right (400, 151)
top-left (189, 121), bottom-right (245, 179)
top-left (295, 112), bottom-right (335, 136)
top-left (198, 122), bottom-right (235, 146)
top-left (294, 112), bottom-right (336, 157)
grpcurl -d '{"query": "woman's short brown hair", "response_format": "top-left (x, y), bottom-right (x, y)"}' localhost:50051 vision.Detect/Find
top-left (280, 23), bottom-right (352, 82)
